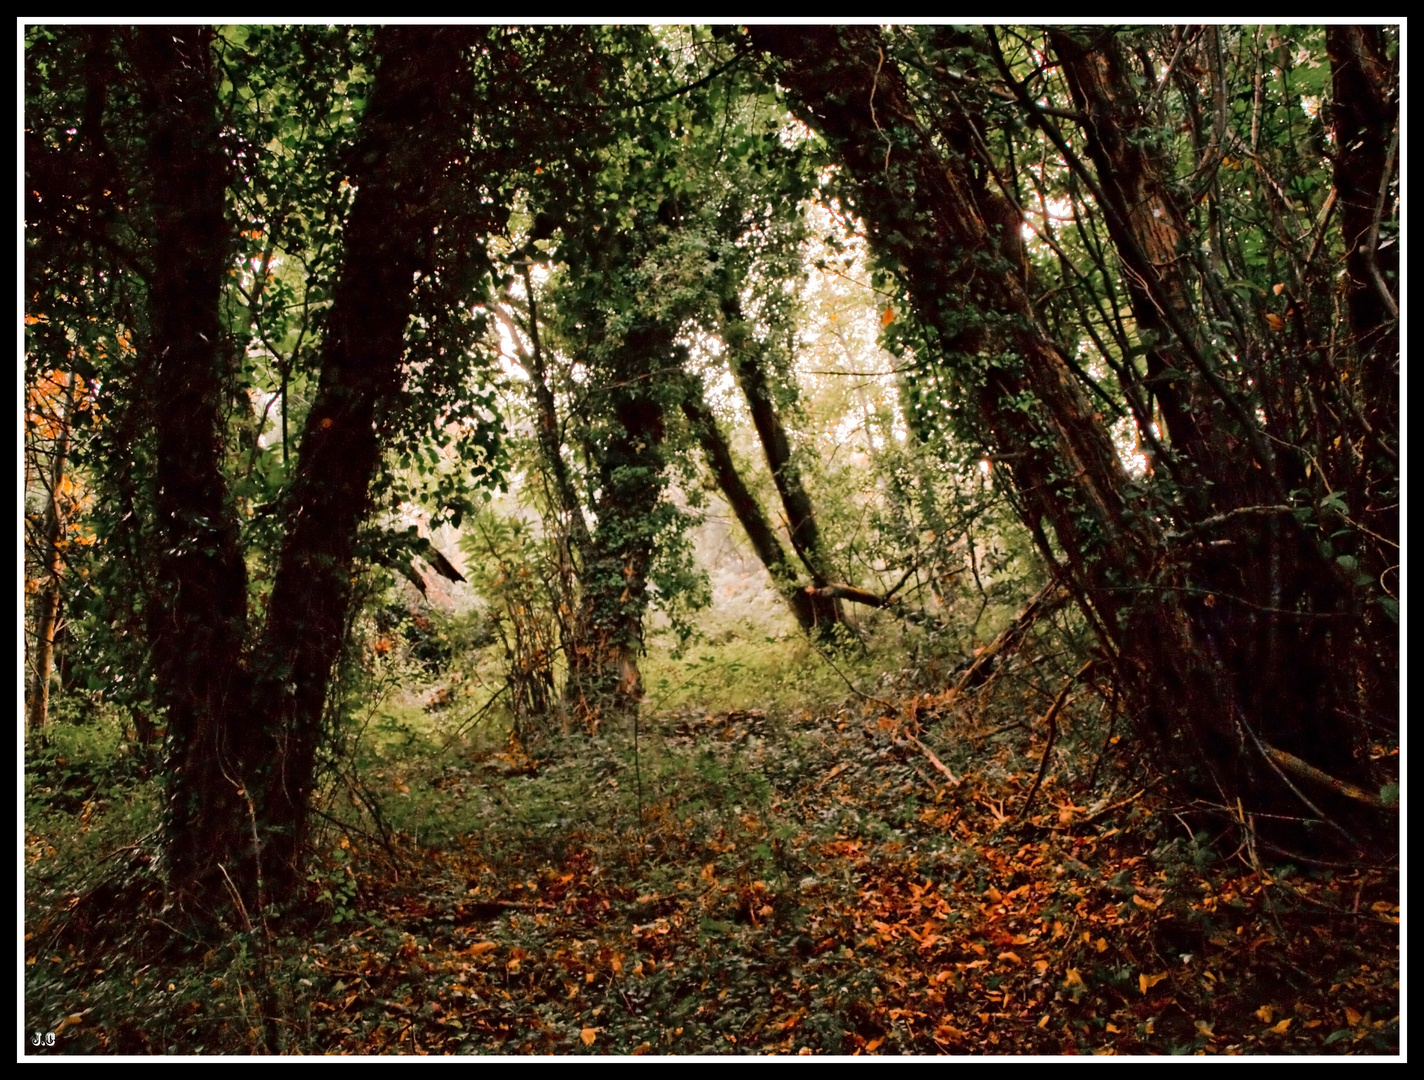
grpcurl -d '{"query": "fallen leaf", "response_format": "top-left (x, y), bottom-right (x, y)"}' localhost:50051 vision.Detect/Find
top-left (1065, 968), bottom-right (1084, 987)
top-left (1269, 1019), bottom-right (1291, 1034)
top-left (1255, 1005), bottom-right (1274, 1023)
top-left (1345, 1007), bottom-right (1363, 1026)
top-left (1139, 972), bottom-right (1169, 994)
top-left (580, 1027), bottom-right (598, 1045)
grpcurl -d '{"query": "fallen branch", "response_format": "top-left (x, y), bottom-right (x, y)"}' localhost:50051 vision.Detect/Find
top-left (1259, 744), bottom-right (1392, 810)
top-left (952, 579), bottom-right (1069, 696)
top-left (906, 735), bottom-right (961, 786)
top-left (1018, 660), bottom-right (1095, 822)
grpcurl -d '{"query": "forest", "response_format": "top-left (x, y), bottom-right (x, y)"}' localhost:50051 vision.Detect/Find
top-left (24, 24), bottom-right (1398, 1056)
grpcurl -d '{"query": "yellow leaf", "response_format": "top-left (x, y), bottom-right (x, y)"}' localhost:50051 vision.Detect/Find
top-left (1345, 1007), bottom-right (1363, 1026)
top-left (1139, 971), bottom-right (1169, 994)
top-left (1255, 1005), bottom-right (1274, 1023)
top-left (997, 951), bottom-right (1022, 964)
top-left (1106, 1023), bottom-right (1120, 1033)
top-left (1065, 968), bottom-right (1084, 987)
top-left (1095, 937), bottom-right (1108, 952)
top-left (1195, 1020), bottom-right (1214, 1038)
top-left (580, 1027), bottom-right (598, 1045)
top-left (1132, 893), bottom-right (1158, 910)
top-left (506, 958), bottom-right (521, 973)
top-left (1269, 1018), bottom-right (1291, 1034)
top-left (882, 307), bottom-right (895, 327)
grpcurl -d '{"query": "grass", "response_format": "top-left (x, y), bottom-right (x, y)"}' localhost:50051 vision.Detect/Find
top-left (24, 610), bottom-right (1400, 1056)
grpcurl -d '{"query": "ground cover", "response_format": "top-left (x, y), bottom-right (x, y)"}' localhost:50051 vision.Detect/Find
top-left (24, 663), bottom-right (1399, 1056)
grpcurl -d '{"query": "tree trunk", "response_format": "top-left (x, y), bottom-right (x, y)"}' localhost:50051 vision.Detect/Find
top-left (130, 26), bottom-right (256, 909)
top-left (565, 325), bottom-right (675, 727)
top-left (27, 370), bottom-right (75, 733)
top-left (749, 26), bottom-right (1394, 856)
top-left (720, 298), bottom-right (843, 635)
top-left (134, 27), bottom-right (481, 913)
top-left (1047, 29), bottom-right (1235, 509)
top-left (681, 377), bottom-right (829, 635)
top-left (253, 27), bottom-right (479, 897)
top-left (492, 290), bottom-right (593, 683)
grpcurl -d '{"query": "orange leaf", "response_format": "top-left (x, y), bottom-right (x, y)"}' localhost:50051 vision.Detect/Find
top-left (1345, 1007), bottom-right (1362, 1026)
top-left (997, 951), bottom-right (1022, 964)
top-left (1268, 1019), bottom-right (1291, 1034)
top-left (580, 1027), bottom-right (598, 1045)
top-left (882, 306), bottom-right (895, 327)
top-left (467, 941), bottom-right (497, 956)
top-left (933, 1023), bottom-right (966, 1044)
top-left (1139, 972), bottom-right (1169, 994)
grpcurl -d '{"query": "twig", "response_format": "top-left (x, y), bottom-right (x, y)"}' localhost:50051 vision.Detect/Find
top-left (809, 640), bottom-right (895, 711)
top-left (1018, 660), bottom-right (1094, 822)
top-left (906, 735), bottom-right (960, 786)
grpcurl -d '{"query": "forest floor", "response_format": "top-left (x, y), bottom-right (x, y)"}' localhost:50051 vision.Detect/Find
top-left (25, 664), bottom-right (1400, 1056)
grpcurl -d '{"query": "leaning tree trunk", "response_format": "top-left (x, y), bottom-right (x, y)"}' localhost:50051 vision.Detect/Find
top-left (252, 27), bottom-right (479, 899)
top-left (719, 298), bottom-right (844, 637)
top-left (748, 26), bottom-right (1395, 857)
top-left (681, 376), bottom-right (834, 636)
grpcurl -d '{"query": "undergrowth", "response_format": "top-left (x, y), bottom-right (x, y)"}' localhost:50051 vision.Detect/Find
top-left (24, 628), bottom-right (1399, 1056)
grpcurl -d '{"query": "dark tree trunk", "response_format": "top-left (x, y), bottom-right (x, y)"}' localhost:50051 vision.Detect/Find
top-left (130, 27), bottom-right (256, 908)
top-left (1048, 29), bottom-right (1235, 510)
top-left (252, 27), bottom-right (478, 896)
top-left (1325, 25), bottom-right (1399, 763)
top-left (681, 378), bottom-right (828, 635)
top-left (132, 27), bottom-right (480, 913)
top-left (748, 26), bottom-right (1395, 856)
top-left (749, 27), bottom-right (1144, 632)
top-left (720, 298), bottom-right (843, 635)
